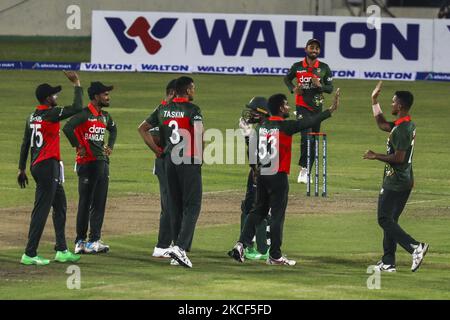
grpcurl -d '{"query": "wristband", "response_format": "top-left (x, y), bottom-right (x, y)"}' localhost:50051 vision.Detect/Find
top-left (372, 103), bottom-right (382, 117)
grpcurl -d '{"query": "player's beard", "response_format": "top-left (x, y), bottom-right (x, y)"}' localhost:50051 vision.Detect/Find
top-left (307, 52), bottom-right (318, 60)
top-left (100, 100), bottom-right (110, 107)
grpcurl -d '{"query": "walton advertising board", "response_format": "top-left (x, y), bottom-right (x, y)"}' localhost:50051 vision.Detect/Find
top-left (90, 11), bottom-right (449, 80)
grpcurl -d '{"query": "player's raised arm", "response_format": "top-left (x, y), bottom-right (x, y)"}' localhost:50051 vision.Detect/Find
top-left (371, 81), bottom-right (393, 132)
top-left (46, 71), bottom-right (83, 122)
top-left (328, 88), bottom-right (340, 113)
top-left (293, 88), bottom-right (339, 132)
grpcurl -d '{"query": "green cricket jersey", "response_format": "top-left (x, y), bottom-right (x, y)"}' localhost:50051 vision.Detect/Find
top-left (256, 111), bottom-right (332, 175)
top-left (63, 103), bottom-right (117, 164)
top-left (18, 87), bottom-right (83, 170)
top-left (147, 97), bottom-right (203, 159)
top-left (383, 116), bottom-right (416, 191)
top-left (284, 58), bottom-right (333, 112)
top-left (145, 100), bottom-right (168, 145)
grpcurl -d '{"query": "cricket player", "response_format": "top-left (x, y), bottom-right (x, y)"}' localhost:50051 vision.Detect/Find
top-left (284, 38), bottom-right (333, 184)
top-left (229, 89), bottom-right (340, 266)
top-left (138, 79), bottom-right (177, 260)
top-left (18, 71), bottom-right (82, 265)
top-left (238, 97), bottom-right (271, 260)
top-left (145, 76), bottom-right (204, 268)
top-left (363, 81), bottom-right (429, 272)
top-left (63, 81), bottom-right (117, 254)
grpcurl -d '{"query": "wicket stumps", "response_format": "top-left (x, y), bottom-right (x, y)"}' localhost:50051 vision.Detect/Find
top-left (306, 132), bottom-right (327, 197)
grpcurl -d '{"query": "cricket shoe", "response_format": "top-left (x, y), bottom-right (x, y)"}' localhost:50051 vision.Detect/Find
top-left (169, 245), bottom-right (192, 268)
top-left (411, 243), bottom-right (429, 272)
top-left (55, 250), bottom-right (81, 263)
top-left (244, 246), bottom-right (259, 260)
top-left (266, 256), bottom-right (296, 266)
top-left (20, 254), bottom-right (50, 266)
top-left (84, 240), bottom-right (110, 254)
top-left (228, 242), bottom-right (245, 263)
top-left (74, 240), bottom-right (86, 254)
top-left (152, 246), bottom-right (172, 258)
top-left (244, 247), bottom-right (270, 261)
top-left (170, 259), bottom-right (180, 266)
top-left (258, 248), bottom-right (270, 261)
top-left (374, 260), bottom-right (396, 273)
top-left (297, 167), bottom-right (308, 184)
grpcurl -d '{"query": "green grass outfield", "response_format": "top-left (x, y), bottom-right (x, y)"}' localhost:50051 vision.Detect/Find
top-left (0, 70), bottom-right (449, 299)
top-left (1, 72), bottom-right (450, 206)
top-left (1, 212), bottom-right (449, 300)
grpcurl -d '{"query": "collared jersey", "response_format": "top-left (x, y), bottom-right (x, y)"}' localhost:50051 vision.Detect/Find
top-left (147, 97), bottom-right (203, 159)
top-left (63, 103), bottom-right (117, 164)
top-left (383, 116), bottom-right (416, 191)
top-left (18, 86), bottom-right (83, 169)
top-left (284, 58), bottom-right (333, 112)
top-left (255, 111), bottom-right (331, 174)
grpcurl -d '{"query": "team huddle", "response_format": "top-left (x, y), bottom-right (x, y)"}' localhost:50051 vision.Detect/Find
top-left (17, 39), bottom-right (428, 272)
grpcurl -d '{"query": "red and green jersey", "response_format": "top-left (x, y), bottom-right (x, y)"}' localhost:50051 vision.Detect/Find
top-left (255, 111), bottom-right (332, 175)
top-left (284, 58), bottom-right (333, 112)
top-left (63, 103), bottom-right (117, 164)
top-left (147, 97), bottom-right (203, 159)
top-left (383, 116), bottom-right (416, 191)
top-left (18, 86), bottom-right (83, 170)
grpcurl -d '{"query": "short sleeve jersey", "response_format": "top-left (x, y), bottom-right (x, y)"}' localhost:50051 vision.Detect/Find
top-left (256, 111), bottom-right (331, 175)
top-left (147, 97), bottom-right (203, 159)
top-left (383, 116), bottom-right (416, 191)
top-left (285, 59), bottom-right (333, 112)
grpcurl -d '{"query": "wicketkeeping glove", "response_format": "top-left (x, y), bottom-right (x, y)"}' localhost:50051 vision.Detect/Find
top-left (238, 117), bottom-right (253, 137)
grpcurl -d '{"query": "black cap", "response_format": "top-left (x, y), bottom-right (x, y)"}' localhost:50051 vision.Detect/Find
top-left (35, 83), bottom-right (62, 103)
top-left (88, 81), bottom-right (114, 100)
top-left (246, 96), bottom-right (269, 115)
top-left (306, 38), bottom-right (321, 48)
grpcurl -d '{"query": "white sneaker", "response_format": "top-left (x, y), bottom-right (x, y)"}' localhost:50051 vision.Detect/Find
top-left (374, 260), bottom-right (396, 272)
top-left (74, 240), bottom-right (86, 254)
top-left (84, 240), bottom-right (110, 254)
top-left (297, 167), bottom-right (308, 184)
top-left (170, 259), bottom-right (180, 266)
top-left (228, 242), bottom-right (245, 263)
top-left (266, 255), bottom-right (296, 266)
top-left (169, 245), bottom-right (192, 268)
top-left (152, 246), bottom-right (172, 258)
top-left (411, 243), bottom-right (429, 272)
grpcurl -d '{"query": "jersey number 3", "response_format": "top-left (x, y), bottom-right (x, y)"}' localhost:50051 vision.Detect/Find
top-left (168, 120), bottom-right (181, 144)
top-left (30, 123), bottom-right (43, 148)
